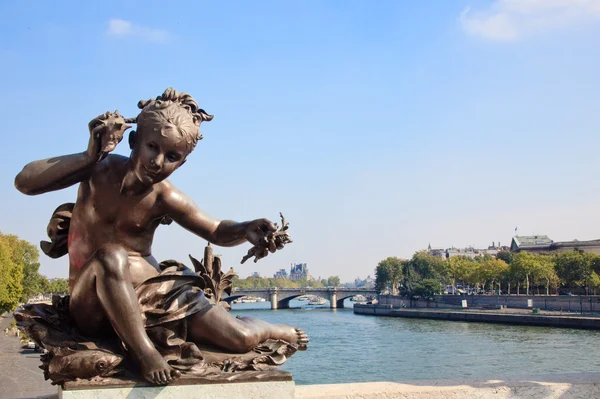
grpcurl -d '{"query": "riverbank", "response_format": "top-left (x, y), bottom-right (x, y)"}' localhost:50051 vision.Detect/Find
top-left (354, 304), bottom-right (600, 329)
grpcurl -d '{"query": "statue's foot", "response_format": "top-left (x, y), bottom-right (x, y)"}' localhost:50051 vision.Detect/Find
top-left (139, 351), bottom-right (181, 385)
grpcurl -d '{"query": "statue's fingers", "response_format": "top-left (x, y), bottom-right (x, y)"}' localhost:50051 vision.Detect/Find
top-left (268, 238), bottom-right (276, 253)
top-left (91, 124), bottom-right (105, 139)
top-left (263, 219), bottom-right (278, 232)
top-left (102, 142), bottom-right (117, 153)
top-left (88, 113), bottom-right (108, 129)
top-left (253, 248), bottom-right (268, 263)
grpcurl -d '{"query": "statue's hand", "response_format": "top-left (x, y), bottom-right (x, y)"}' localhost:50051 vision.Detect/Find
top-left (241, 214), bottom-right (292, 264)
top-left (87, 111), bottom-right (132, 162)
top-left (245, 218), bottom-right (278, 251)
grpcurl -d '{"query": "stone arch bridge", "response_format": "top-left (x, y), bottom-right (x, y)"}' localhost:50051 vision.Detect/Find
top-left (223, 288), bottom-right (377, 309)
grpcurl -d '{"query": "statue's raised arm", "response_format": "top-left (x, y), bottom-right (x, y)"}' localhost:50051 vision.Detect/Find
top-left (14, 111), bottom-right (131, 195)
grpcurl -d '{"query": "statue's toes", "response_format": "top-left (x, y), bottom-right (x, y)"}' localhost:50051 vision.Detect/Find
top-left (297, 343), bottom-right (308, 351)
top-left (295, 328), bottom-right (309, 350)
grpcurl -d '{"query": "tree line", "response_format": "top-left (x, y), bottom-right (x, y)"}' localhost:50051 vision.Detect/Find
top-left (0, 231), bottom-right (346, 313)
top-left (233, 275), bottom-right (341, 289)
top-left (0, 233), bottom-right (69, 313)
top-left (375, 249), bottom-right (600, 299)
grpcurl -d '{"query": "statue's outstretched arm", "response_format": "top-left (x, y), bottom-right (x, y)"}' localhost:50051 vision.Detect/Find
top-left (15, 111), bottom-right (130, 195)
top-left (161, 183), bottom-right (250, 247)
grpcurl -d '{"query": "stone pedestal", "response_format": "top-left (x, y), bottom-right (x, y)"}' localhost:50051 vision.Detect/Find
top-left (59, 370), bottom-right (294, 399)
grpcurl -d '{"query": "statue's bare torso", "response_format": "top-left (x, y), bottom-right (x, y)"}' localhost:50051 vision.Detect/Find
top-left (68, 155), bottom-right (166, 288)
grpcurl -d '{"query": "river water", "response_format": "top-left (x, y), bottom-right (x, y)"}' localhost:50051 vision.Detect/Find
top-left (231, 299), bottom-right (600, 386)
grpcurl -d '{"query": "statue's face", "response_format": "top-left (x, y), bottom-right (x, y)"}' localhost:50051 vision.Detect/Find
top-left (131, 123), bottom-right (191, 185)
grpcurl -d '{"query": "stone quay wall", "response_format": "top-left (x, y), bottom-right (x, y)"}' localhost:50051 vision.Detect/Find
top-left (379, 294), bottom-right (600, 313)
top-left (354, 305), bottom-right (600, 329)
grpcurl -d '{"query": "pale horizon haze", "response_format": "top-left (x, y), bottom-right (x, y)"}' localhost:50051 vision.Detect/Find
top-left (1, 1), bottom-right (599, 282)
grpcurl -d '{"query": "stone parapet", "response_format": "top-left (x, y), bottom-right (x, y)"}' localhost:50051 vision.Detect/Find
top-left (50, 372), bottom-right (600, 398)
top-left (379, 294), bottom-right (600, 313)
top-left (60, 380), bottom-right (295, 399)
top-left (296, 373), bottom-right (600, 399)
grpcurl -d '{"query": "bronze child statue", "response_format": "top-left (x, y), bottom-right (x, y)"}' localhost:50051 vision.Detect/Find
top-left (14, 88), bottom-right (308, 385)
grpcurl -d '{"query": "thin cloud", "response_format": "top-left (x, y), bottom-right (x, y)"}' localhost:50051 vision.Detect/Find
top-left (459, 0), bottom-right (600, 41)
top-left (107, 19), bottom-right (170, 43)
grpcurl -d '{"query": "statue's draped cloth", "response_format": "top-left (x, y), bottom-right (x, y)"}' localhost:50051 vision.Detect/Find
top-left (135, 268), bottom-right (213, 366)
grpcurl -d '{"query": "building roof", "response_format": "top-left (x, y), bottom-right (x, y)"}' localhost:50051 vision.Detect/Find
top-left (550, 239), bottom-right (600, 249)
top-left (511, 235), bottom-right (600, 252)
top-left (512, 235), bottom-right (553, 248)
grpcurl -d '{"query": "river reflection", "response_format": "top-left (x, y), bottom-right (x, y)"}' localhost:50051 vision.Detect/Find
top-left (230, 299), bottom-right (600, 385)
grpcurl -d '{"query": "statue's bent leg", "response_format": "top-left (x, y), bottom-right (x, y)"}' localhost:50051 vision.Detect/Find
top-left (188, 306), bottom-right (309, 353)
top-left (69, 243), bottom-right (180, 385)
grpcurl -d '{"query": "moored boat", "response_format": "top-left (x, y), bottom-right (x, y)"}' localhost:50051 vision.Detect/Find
top-left (308, 297), bottom-right (327, 306)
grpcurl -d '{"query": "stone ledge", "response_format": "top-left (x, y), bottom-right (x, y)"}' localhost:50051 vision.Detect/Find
top-left (60, 380), bottom-right (295, 399)
top-left (295, 372), bottom-right (600, 399)
top-left (53, 372), bottom-right (600, 399)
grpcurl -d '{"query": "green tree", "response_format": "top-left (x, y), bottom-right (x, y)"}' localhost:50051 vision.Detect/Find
top-left (481, 258), bottom-right (509, 294)
top-left (447, 256), bottom-right (473, 294)
top-left (532, 255), bottom-right (558, 295)
top-left (0, 234), bottom-right (24, 313)
top-left (400, 262), bottom-right (418, 298)
top-left (412, 278), bottom-right (443, 299)
top-left (39, 276), bottom-right (51, 294)
top-left (48, 278), bottom-right (69, 294)
top-left (554, 250), bottom-right (593, 290)
top-left (375, 257), bottom-right (404, 295)
top-left (233, 274), bottom-right (328, 290)
top-left (589, 272), bottom-right (600, 295)
top-left (465, 260), bottom-right (485, 293)
top-left (326, 276), bottom-right (340, 287)
top-left (507, 259), bottom-right (525, 295)
top-left (464, 258), bottom-right (508, 294)
top-left (496, 250), bottom-right (513, 265)
top-left (309, 279), bottom-right (324, 288)
top-left (590, 254), bottom-right (600, 276)
top-left (12, 238), bottom-right (41, 301)
top-left (511, 252), bottom-right (539, 295)
top-left (410, 251), bottom-right (447, 281)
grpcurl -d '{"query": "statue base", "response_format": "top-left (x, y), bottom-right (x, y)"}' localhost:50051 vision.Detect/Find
top-left (59, 370), bottom-right (295, 399)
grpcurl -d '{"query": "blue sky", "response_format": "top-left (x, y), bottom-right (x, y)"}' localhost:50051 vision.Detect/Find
top-left (1, 1), bottom-right (600, 281)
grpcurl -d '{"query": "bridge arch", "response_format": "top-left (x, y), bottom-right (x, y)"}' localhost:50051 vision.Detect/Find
top-left (224, 288), bottom-right (377, 310)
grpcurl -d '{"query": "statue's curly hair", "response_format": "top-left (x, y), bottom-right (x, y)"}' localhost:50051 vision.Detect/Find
top-left (132, 88), bottom-right (213, 151)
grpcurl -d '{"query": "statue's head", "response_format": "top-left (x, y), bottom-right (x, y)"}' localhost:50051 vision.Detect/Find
top-left (129, 88), bottom-right (213, 184)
